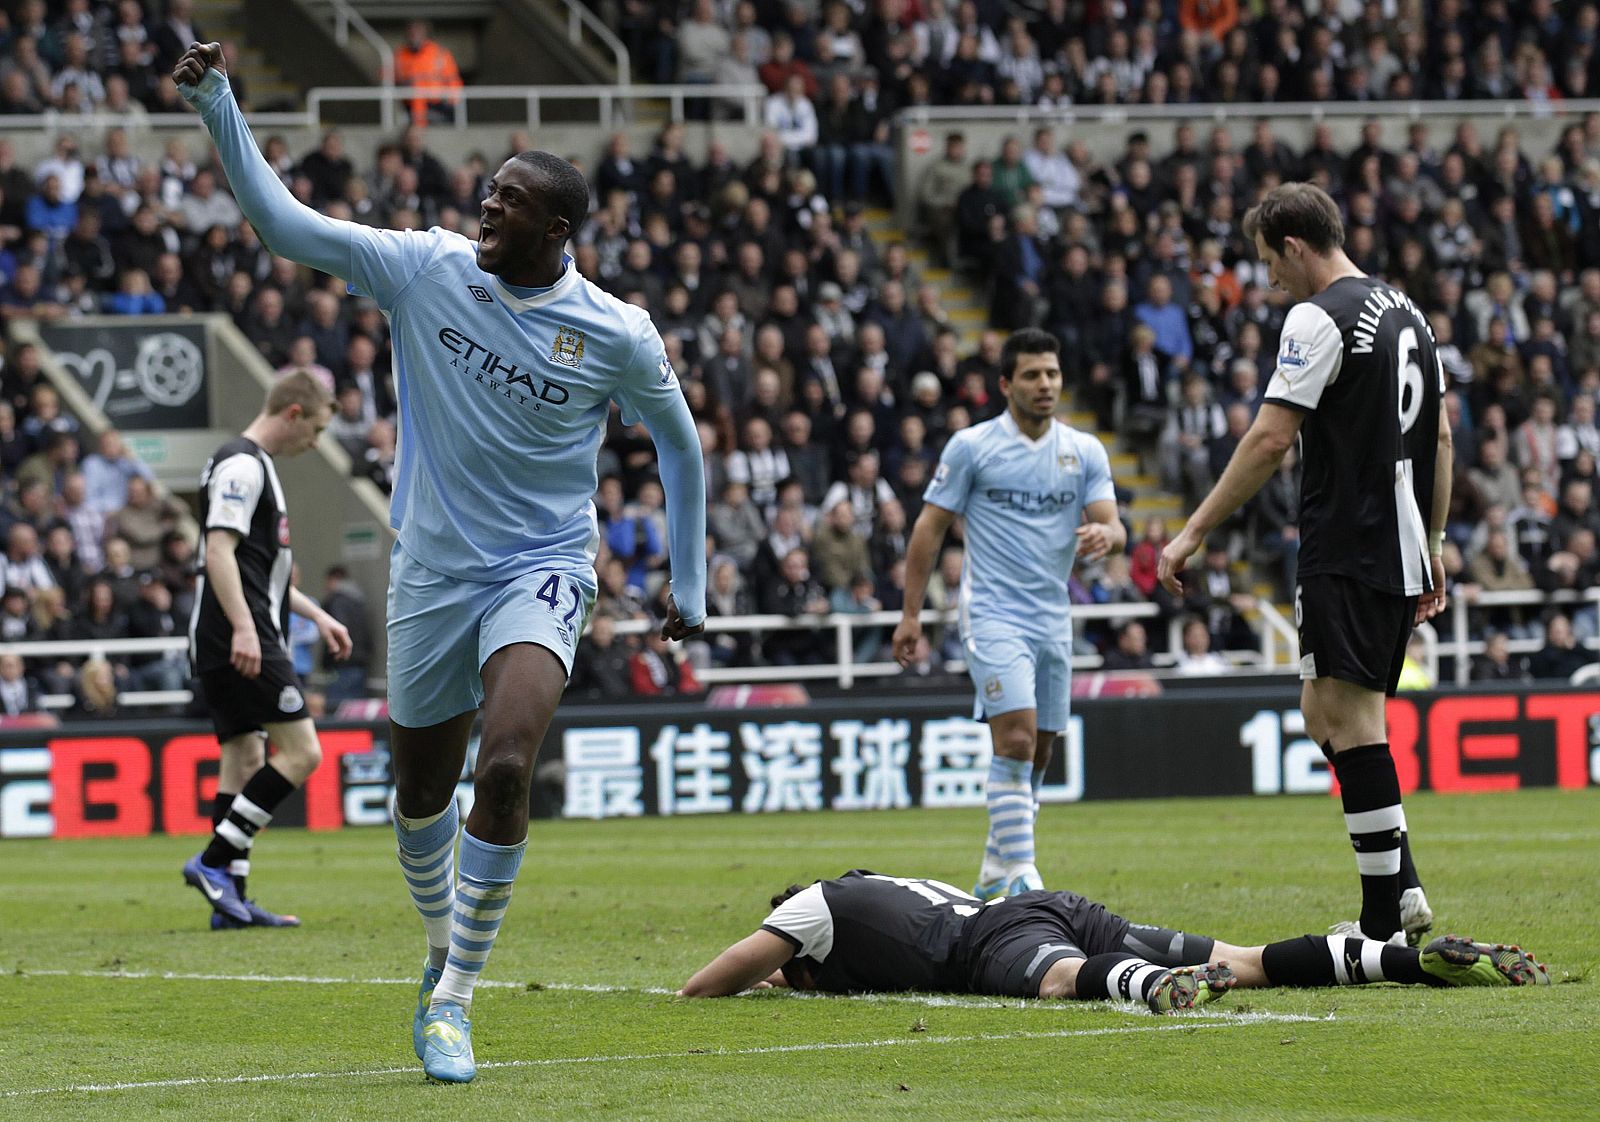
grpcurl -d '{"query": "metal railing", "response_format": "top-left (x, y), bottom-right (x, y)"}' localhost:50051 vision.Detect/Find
top-left (11, 588), bottom-right (1596, 708)
top-left (0, 602), bottom-right (1225, 710)
top-left (321, 0), bottom-right (396, 87)
top-left (305, 82), bottom-right (765, 128)
top-left (559, 0), bottom-right (630, 87)
top-left (897, 96), bottom-right (1600, 127)
top-left (0, 636), bottom-right (191, 713)
top-left (608, 603), bottom-right (1174, 689)
top-left (1445, 587), bottom-right (1600, 685)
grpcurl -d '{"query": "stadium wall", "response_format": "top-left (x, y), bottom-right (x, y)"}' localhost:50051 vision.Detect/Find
top-left (2, 685), bottom-right (1596, 839)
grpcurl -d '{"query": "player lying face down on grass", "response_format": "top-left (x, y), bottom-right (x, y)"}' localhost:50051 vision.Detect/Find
top-left (679, 872), bottom-right (1550, 1013)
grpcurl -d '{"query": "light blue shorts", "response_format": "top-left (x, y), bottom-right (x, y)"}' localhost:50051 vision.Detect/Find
top-left (386, 542), bottom-right (596, 729)
top-left (964, 625), bottom-right (1073, 732)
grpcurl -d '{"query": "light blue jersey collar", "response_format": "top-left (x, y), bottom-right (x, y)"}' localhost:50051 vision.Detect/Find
top-left (997, 409), bottom-right (1058, 449)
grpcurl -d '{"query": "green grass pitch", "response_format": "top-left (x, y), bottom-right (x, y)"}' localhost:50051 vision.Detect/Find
top-left (3, 789), bottom-right (1596, 1120)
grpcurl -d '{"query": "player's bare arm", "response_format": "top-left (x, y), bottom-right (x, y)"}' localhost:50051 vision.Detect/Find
top-left (1159, 402), bottom-right (1304, 594)
top-left (1075, 499), bottom-right (1126, 563)
top-left (678, 930), bottom-right (795, 997)
top-left (203, 529), bottom-right (261, 679)
top-left (1417, 398), bottom-right (1454, 624)
top-left (288, 586), bottom-right (354, 661)
top-left (893, 502), bottom-right (957, 666)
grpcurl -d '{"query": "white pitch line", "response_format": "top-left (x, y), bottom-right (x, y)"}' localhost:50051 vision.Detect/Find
top-left (12, 968), bottom-right (1325, 1019)
top-left (1, 1020), bottom-right (1284, 1099)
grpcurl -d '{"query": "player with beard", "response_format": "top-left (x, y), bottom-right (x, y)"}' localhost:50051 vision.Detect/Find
top-left (893, 329), bottom-right (1124, 901)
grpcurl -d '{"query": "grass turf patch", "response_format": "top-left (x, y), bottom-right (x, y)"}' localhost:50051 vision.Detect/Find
top-left (2, 789), bottom-right (1594, 1119)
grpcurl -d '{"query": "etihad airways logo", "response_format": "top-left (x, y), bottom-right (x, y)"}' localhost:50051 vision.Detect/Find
top-left (985, 487), bottom-right (1078, 513)
top-left (437, 327), bottom-right (571, 410)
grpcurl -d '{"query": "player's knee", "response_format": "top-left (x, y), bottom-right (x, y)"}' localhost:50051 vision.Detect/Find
top-left (474, 748), bottom-right (535, 816)
top-left (995, 728), bottom-right (1035, 760)
top-left (271, 730), bottom-right (322, 782)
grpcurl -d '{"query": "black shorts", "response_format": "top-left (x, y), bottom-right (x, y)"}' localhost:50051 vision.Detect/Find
top-left (1295, 574), bottom-right (1418, 696)
top-left (198, 660), bottom-right (309, 742)
top-left (960, 890), bottom-right (1131, 997)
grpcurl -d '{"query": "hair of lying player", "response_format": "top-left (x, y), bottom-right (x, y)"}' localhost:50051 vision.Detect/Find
top-left (511, 150), bottom-right (590, 240)
top-left (1243, 182), bottom-right (1345, 256)
top-left (771, 884), bottom-right (806, 908)
top-left (1000, 326), bottom-right (1061, 382)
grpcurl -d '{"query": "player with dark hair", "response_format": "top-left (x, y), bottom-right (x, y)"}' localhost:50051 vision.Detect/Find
top-left (183, 369), bottom-right (352, 929)
top-left (892, 328), bottom-right (1125, 901)
top-left (175, 44), bottom-right (706, 1082)
top-left (680, 871), bottom-right (1549, 1005)
top-left (1158, 182), bottom-right (1453, 947)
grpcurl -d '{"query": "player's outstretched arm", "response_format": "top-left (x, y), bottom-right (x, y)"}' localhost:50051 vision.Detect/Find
top-left (172, 43), bottom-right (352, 279)
top-left (1159, 402), bottom-right (1302, 594)
top-left (639, 394), bottom-right (707, 639)
top-left (679, 930), bottom-right (795, 997)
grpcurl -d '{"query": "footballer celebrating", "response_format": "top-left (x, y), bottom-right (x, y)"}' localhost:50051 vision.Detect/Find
top-left (174, 43), bottom-right (706, 1082)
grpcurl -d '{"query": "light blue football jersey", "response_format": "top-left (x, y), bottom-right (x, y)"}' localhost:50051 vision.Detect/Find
top-left (923, 412), bottom-right (1115, 641)
top-left (346, 229), bottom-right (683, 582)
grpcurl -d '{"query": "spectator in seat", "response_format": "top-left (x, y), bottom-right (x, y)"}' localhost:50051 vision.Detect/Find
top-left (79, 428), bottom-right (152, 517)
top-left (3, 523), bottom-right (54, 595)
top-left (1472, 629), bottom-right (1530, 683)
top-left (0, 652), bottom-right (44, 717)
top-left (40, 523), bottom-right (86, 608)
top-left (629, 627), bottom-right (704, 697)
top-left (1174, 615), bottom-right (1229, 676)
top-left (321, 565), bottom-right (372, 703)
top-left (811, 498), bottom-right (871, 594)
top-left (24, 175), bottom-right (76, 245)
top-left (127, 573), bottom-right (188, 693)
top-left (277, 336), bottom-right (335, 395)
top-left (327, 382), bottom-right (374, 460)
top-left (707, 480), bottom-right (766, 572)
top-left (66, 656), bottom-right (121, 721)
top-left (1530, 612), bottom-right (1592, 680)
top-left (759, 547), bottom-right (830, 665)
top-left (1121, 324), bottom-right (1173, 470)
top-left (105, 267), bottom-right (166, 314)
top-left (0, 586), bottom-right (31, 641)
top-left (394, 19), bottom-right (463, 125)
top-left (1101, 620), bottom-right (1154, 671)
top-left (705, 557), bottom-right (755, 667)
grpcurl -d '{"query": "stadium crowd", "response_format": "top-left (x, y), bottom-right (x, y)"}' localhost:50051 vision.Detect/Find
top-left (2, 0), bottom-right (1598, 715)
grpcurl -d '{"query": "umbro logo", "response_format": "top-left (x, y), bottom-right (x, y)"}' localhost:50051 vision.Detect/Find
top-left (468, 285), bottom-right (493, 304)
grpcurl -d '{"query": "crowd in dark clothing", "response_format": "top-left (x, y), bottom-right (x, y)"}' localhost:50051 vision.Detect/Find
top-left (3, 0), bottom-right (1595, 700)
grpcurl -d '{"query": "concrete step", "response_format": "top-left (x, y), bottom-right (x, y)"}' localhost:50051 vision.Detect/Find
top-left (1130, 496), bottom-right (1184, 517)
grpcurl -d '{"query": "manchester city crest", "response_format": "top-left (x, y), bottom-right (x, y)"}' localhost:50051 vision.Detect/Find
top-left (551, 325), bottom-right (586, 368)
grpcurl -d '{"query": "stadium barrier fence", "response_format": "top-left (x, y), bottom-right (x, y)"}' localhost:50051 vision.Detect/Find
top-left (2, 682), bottom-right (1595, 839)
top-left (3, 589), bottom-right (1595, 709)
